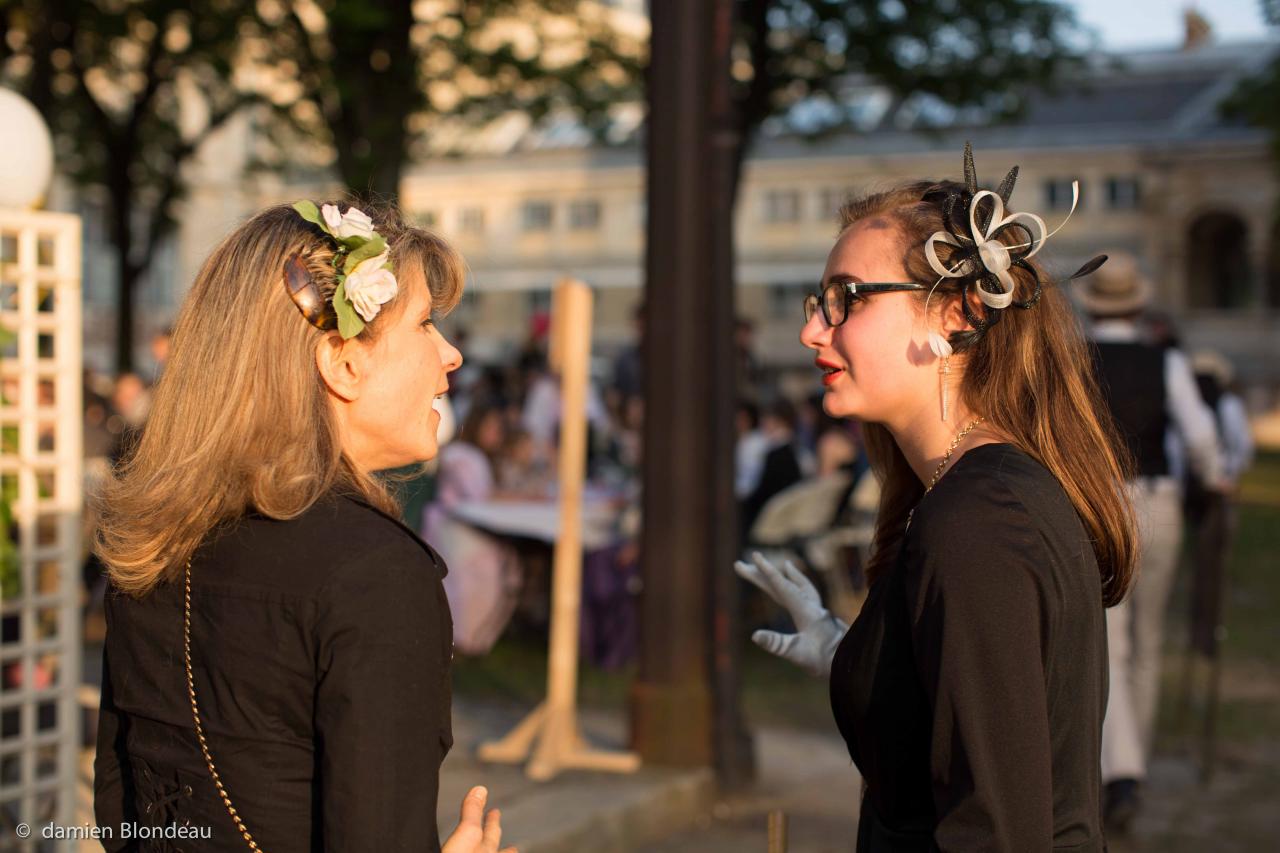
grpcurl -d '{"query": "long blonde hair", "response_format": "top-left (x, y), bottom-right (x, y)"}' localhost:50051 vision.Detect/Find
top-left (843, 182), bottom-right (1137, 607)
top-left (94, 203), bottom-right (465, 596)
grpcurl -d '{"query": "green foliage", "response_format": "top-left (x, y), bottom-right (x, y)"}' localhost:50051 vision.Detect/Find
top-left (250, 0), bottom-right (645, 198)
top-left (0, 0), bottom-right (262, 370)
top-left (730, 0), bottom-right (1087, 149)
top-left (1221, 4), bottom-right (1280, 195)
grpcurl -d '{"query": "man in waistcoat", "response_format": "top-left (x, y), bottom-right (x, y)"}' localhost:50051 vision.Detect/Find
top-left (1078, 252), bottom-right (1225, 833)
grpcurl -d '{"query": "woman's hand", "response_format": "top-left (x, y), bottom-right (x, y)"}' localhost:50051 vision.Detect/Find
top-left (443, 786), bottom-right (517, 853)
top-left (734, 551), bottom-right (847, 677)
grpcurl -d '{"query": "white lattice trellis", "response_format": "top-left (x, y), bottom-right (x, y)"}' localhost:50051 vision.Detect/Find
top-left (0, 209), bottom-right (83, 850)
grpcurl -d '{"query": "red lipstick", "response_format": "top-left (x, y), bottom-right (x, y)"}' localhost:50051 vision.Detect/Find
top-left (816, 357), bottom-right (844, 386)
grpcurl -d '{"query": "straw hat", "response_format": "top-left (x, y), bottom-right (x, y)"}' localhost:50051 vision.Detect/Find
top-left (1074, 250), bottom-right (1153, 316)
top-left (1190, 349), bottom-right (1235, 386)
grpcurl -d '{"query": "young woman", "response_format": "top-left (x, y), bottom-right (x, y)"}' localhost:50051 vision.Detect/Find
top-left (93, 202), bottom-right (514, 853)
top-left (737, 146), bottom-right (1137, 852)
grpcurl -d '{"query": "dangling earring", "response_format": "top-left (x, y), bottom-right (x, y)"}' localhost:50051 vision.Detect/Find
top-left (927, 331), bottom-right (954, 422)
top-left (939, 355), bottom-right (951, 422)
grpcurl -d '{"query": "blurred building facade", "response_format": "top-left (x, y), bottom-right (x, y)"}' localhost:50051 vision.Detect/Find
top-left (81, 36), bottom-right (1280, 399)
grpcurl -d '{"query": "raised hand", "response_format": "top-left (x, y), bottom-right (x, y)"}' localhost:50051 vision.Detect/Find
top-left (733, 551), bottom-right (848, 677)
top-left (442, 786), bottom-right (517, 853)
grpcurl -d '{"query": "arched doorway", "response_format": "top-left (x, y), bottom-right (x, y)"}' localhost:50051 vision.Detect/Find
top-left (1186, 212), bottom-right (1253, 309)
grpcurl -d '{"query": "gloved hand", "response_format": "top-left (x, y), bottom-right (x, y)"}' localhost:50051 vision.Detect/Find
top-left (733, 551), bottom-right (847, 678)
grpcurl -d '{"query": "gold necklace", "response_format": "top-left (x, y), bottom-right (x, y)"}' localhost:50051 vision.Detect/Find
top-left (906, 416), bottom-right (985, 531)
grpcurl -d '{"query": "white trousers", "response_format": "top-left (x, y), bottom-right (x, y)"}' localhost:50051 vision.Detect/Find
top-left (1102, 478), bottom-right (1183, 782)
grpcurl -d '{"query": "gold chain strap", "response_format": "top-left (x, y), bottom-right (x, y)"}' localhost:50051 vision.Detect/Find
top-left (183, 559), bottom-right (265, 852)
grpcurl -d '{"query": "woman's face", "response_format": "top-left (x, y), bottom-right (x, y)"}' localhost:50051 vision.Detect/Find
top-left (800, 218), bottom-right (938, 429)
top-left (344, 267), bottom-right (462, 470)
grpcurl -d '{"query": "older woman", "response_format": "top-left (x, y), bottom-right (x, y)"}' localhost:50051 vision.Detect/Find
top-left (738, 146), bottom-right (1137, 852)
top-left (93, 202), bottom-right (513, 853)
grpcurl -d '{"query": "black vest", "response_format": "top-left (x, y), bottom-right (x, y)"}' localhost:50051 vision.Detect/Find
top-left (1091, 340), bottom-right (1169, 477)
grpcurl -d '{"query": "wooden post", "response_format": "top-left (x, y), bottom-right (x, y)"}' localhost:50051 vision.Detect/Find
top-left (478, 279), bottom-right (640, 780)
top-left (767, 810), bottom-right (788, 853)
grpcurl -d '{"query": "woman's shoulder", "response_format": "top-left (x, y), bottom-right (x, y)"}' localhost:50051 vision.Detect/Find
top-left (921, 443), bottom-right (1071, 528)
top-left (904, 443), bottom-right (1085, 589)
top-left (201, 490), bottom-right (445, 595)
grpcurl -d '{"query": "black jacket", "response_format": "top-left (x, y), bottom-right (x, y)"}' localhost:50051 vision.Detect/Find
top-left (94, 491), bottom-right (453, 852)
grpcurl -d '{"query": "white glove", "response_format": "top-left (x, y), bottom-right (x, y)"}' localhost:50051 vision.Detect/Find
top-left (733, 551), bottom-right (847, 678)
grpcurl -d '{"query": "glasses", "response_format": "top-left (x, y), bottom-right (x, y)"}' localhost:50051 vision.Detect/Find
top-left (802, 281), bottom-right (926, 327)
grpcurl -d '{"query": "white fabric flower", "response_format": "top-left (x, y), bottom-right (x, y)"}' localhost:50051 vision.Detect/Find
top-left (321, 203), bottom-right (344, 233)
top-left (334, 206), bottom-right (375, 240)
top-left (343, 250), bottom-right (398, 322)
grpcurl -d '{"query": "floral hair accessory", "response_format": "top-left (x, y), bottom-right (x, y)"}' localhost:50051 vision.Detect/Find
top-left (286, 201), bottom-right (399, 339)
top-left (922, 142), bottom-right (1107, 358)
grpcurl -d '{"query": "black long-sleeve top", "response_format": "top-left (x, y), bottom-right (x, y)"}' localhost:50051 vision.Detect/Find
top-left (94, 491), bottom-right (454, 852)
top-left (830, 444), bottom-right (1108, 852)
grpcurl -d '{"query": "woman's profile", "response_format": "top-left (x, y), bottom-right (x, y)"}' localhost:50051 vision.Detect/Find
top-left (93, 201), bottom-right (514, 852)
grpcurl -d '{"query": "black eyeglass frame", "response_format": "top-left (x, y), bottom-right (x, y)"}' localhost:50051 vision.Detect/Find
top-left (803, 281), bottom-right (927, 326)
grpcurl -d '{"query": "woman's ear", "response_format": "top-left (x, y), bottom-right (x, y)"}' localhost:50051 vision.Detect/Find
top-left (937, 287), bottom-right (989, 336)
top-left (315, 333), bottom-right (363, 401)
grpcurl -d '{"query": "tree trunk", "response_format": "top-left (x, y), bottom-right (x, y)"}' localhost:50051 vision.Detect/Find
top-left (633, 0), bottom-right (753, 785)
top-left (115, 249), bottom-right (137, 375)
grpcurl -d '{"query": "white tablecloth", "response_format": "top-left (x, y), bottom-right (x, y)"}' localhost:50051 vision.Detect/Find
top-left (450, 499), bottom-right (620, 550)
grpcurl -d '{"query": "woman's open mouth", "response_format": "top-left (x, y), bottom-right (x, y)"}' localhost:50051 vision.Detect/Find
top-left (816, 358), bottom-right (844, 386)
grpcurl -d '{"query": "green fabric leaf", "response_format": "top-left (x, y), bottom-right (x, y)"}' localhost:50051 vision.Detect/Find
top-left (292, 200), bottom-right (327, 232)
top-left (343, 235), bottom-right (387, 274)
top-left (333, 281), bottom-right (366, 339)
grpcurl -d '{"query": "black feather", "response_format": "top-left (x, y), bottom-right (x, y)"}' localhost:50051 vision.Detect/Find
top-left (996, 166), bottom-right (1020, 203)
top-left (963, 141), bottom-right (977, 194)
top-left (1069, 254), bottom-right (1108, 280)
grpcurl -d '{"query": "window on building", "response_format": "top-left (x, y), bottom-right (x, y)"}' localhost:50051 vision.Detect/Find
top-left (1043, 179), bottom-right (1082, 212)
top-left (1105, 177), bottom-right (1141, 210)
top-left (522, 201), bottom-right (554, 232)
top-left (763, 189), bottom-right (802, 224)
top-left (527, 288), bottom-right (553, 315)
top-left (458, 206), bottom-right (486, 234)
top-left (818, 187), bottom-right (854, 220)
top-left (769, 282), bottom-right (812, 320)
top-left (569, 199), bottom-right (602, 230)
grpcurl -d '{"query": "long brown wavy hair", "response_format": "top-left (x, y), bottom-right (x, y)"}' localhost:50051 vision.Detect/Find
top-left (94, 202), bottom-right (465, 596)
top-left (844, 182), bottom-right (1137, 607)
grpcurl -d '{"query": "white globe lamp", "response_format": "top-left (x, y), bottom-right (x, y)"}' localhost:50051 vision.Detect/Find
top-left (0, 88), bottom-right (55, 210)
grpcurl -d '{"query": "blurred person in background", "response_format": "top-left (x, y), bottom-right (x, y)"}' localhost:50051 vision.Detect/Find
top-left (734, 399), bottom-right (769, 501)
top-left (1184, 349), bottom-right (1254, 661)
top-left (423, 400), bottom-right (523, 655)
top-left (612, 301), bottom-right (645, 400)
top-left (735, 147), bottom-right (1136, 851)
top-left (148, 325), bottom-right (173, 383)
top-left (1078, 251), bottom-right (1225, 834)
top-left (93, 201), bottom-right (511, 853)
top-left (740, 399), bottom-right (806, 541)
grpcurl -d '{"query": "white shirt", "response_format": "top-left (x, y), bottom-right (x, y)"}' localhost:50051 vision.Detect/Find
top-left (1091, 319), bottom-right (1224, 486)
top-left (1217, 393), bottom-right (1255, 484)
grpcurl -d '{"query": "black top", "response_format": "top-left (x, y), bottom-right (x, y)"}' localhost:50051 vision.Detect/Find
top-left (830, 444), bottom-right (1107, 852)
top-left (1091, 340), bottom-right (1169, 477)
top-left (94, 491), bottom-right (454, 852)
